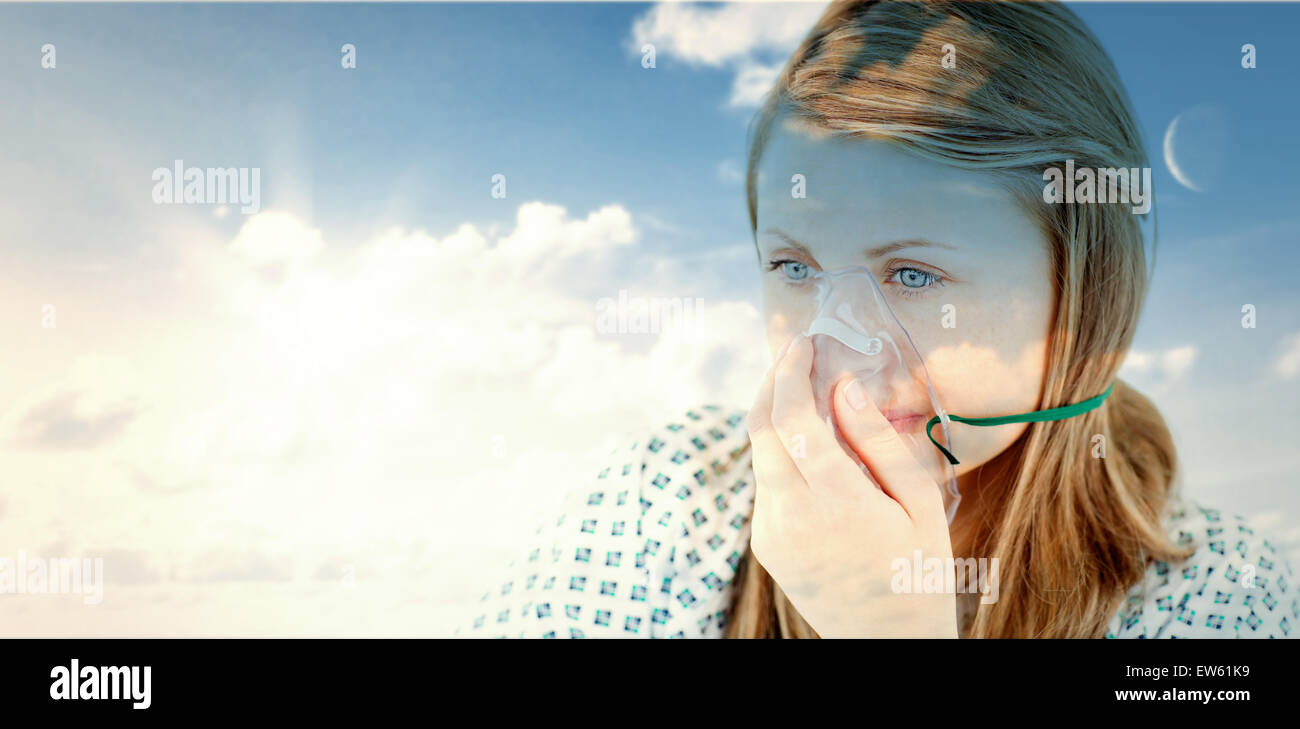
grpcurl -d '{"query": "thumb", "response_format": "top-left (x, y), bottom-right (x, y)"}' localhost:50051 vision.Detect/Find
top-left (832, 376), bottom-right (944, 522)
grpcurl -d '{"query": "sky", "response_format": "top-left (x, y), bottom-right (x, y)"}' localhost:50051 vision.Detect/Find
top-left (0, 1), bottom-right (1297, 636)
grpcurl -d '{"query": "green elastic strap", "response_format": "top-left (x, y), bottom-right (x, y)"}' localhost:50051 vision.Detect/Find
top-left (925, 382), bottom-right (1115, 466)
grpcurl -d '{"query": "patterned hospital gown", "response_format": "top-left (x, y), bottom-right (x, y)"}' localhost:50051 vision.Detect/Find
top-left (456, 405), bottom-right (1297, 638)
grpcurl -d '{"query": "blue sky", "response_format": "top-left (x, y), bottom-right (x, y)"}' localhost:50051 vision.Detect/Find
top-left (0, 2), bottom-right (1297, 635)
top-left (5, 2), bottom-right (1298, 272)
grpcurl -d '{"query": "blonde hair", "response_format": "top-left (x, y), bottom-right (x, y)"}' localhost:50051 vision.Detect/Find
top-left (726, 0), bottom-right (1194, 638)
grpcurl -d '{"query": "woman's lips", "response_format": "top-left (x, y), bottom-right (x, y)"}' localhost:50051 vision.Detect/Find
top-left (883, 411), bottom-right (925, 433)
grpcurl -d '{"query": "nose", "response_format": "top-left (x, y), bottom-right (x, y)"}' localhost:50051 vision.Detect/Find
top-left (807, 330), bottom-right (902, 420)
top-left (807, 314), bottom-right (883, 357)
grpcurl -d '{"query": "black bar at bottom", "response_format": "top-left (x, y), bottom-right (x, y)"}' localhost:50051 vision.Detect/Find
top-left (0, 637), bottom-right (1288, 716)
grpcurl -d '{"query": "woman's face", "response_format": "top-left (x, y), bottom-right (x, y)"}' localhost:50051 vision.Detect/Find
top-left (754, 117), bottom-right (1055, 479)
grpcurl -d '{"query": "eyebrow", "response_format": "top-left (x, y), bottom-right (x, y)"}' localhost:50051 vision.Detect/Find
top-left (761, 227), bottom-right (958, 259)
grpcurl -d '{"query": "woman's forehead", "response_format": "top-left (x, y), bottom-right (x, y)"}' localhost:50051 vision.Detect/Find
top-left (756, 125), bottom-right (1010, 213)
top-left (754, 125), bottom-right (1037, 260)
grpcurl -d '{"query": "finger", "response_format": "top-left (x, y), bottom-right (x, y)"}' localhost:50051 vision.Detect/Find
top-left (832, 376), bottom-right (946, 523)
top-left (746, 342), bottom-right (807, 507)
top-left (770, 336), bottom-right (864, 495)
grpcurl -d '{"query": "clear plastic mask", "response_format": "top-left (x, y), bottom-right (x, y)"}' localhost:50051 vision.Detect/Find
top-left (798, 266), bottom-right (961, 523)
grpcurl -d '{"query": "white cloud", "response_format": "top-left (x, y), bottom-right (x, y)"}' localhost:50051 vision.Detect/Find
top-left (1272, 332), bottom-right (1300, 379)
top-left (0, 355), bottom-right (149, 451)
top-left (496, 201), bottom-right (636, 261)
top-left (729, 59), bottom-right (785, 107)
top-left (0, 201), bottom-right (767, 635)
top-left (630, 1), bottom-right (828, 107)
top-left (229, 210), bottom-right (324, 267)
top-left (1161, 346), bottom-right (1197, 379)
top-left (716, 158), bottom-right (745, 185)
top-left (1120, 345), bottom-right (1197, 381)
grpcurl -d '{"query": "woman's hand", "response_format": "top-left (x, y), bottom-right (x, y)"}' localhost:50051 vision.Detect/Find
top-left (745, 335), bottom-right (959, 638)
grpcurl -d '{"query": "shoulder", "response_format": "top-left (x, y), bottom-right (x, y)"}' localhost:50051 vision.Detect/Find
top-left (638, 404), bottom-right (755, 542)
top-left (456, 405), bottom-right (756, 638)
top-left (619, 405), bottom-right (758, 637)
top-left (1107, 499), bottom-right (1297, 638)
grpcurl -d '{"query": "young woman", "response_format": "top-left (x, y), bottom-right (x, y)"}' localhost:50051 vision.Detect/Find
top-left (458, 0), bottom-right (1295, 638)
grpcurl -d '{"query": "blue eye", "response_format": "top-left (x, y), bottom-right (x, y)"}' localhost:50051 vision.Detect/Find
top-left (886, 265), bottom-right (945, 298)
top-left (897, 267), bottom-right (935, 288)
top-left (777, 261), bottom-right (810, 281)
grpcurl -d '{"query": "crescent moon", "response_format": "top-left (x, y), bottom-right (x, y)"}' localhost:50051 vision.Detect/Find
top-left (1163, 114), bottom-right (1202, 193)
